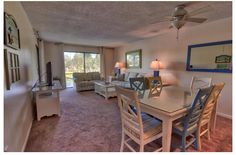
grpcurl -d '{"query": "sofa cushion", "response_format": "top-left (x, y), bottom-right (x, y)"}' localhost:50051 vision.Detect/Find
top-left (73, 73), bottom-right (86, 81)
top-left (78, 81), bottom-right (94, 87)
top-left (127, 72), bottom-right (138, 81)
top-left (137, 73), bottom-right (148, 77)
top-left (116, 74), bottom-right (125, 81)
top-left (124, 72), bottom-right (130, 81)
top-left (92, 72), bottom-right (101, 80)
top-left (86, 72), bottom-right (94, 81)
top-left (111, 81), bottom-right (130, 88)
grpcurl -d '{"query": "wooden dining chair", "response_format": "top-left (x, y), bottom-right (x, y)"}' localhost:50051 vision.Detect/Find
top-left (190, 76), bottom-right (212, 92)
top-left (197, 83), bottom-right (225, 151)
top-left (115, 86), bottom-right (163, 152)
top-left (172, 86), bottom-right (213, 152)
top-left (129, 77), bottom-right (146, 98)
top-left (148, 76), bottom-right (163, 97)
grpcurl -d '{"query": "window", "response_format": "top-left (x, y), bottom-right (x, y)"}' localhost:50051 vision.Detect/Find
top-left (64, 52), bottom-right (101, 87)
top-left (85, 53), bottom-right (100, 72)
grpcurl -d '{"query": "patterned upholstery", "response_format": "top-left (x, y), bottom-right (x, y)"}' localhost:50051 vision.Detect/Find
top-left (73, 72), bottom-right (101, 91)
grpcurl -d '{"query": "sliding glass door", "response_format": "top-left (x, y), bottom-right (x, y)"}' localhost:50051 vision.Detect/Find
top-left (85, 53), bottom-right (100, 73)
top-left (64, 52), bottom-right (100, 87)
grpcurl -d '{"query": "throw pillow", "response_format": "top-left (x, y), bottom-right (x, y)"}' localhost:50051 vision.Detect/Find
top-left (127, 72), bottom-right (138, 81)
top-left (124, 72), bottom-right (130, 81)
top-left (117, 74), bottom-right (125, 81)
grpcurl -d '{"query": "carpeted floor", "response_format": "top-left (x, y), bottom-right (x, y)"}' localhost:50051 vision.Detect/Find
top-left (25, 88), bottom-right (232, 152)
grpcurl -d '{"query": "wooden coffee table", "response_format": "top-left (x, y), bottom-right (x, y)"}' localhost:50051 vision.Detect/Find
top-left (94, 81), bottom-right (117, 100)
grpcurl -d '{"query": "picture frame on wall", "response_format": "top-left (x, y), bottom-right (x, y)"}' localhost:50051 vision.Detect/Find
top-left (125, 49), bottom-right (142, 69)
top-left (4, 12), bottom-right (21, 50)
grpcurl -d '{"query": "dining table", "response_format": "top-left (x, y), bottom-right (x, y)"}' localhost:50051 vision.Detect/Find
top-left (138, 85), bottom-right (213, 152)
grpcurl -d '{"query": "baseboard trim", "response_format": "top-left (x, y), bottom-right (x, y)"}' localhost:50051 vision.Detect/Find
top-left (217, 112), bottom-right (232, 119)
top-left (21, 120), bottom-right (33, 152)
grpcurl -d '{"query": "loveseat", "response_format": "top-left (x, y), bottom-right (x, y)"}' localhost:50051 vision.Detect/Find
top-left (73, 72), bottom-right (102, 91)
top-left (111, 72), bottom-right (150, 89)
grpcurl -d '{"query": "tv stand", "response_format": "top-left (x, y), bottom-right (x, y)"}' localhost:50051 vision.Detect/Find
top-left (32, 80), bottom-right (63, 121)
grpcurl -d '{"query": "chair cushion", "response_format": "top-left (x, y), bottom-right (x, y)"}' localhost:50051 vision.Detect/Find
top-left (142, 117), bottom-right (162, 139)
top-left (124, 115), bottom-right (162, 140)
top-left (173, 120), bottom-right (197, 133)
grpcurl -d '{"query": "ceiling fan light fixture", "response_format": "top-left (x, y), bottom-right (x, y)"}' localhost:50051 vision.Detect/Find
top-left (171, 20), bottom-right (185, 29)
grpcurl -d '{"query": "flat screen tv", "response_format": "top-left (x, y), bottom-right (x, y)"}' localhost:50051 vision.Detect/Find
top-left (46, 61), bottom-right (53, 86)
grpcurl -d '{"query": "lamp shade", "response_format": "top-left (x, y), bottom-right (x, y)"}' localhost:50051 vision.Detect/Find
top-left (150, 59), bottom-right (160, 71)
top-left (115, 62), bottom-right (123, 68)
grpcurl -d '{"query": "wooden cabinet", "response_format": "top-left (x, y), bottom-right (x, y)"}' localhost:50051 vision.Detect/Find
top-left (32, 80), bottom-right (62, 121)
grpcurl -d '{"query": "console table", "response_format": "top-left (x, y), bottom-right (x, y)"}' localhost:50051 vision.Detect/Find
top-left (32, 80), bottom-right (63, 121)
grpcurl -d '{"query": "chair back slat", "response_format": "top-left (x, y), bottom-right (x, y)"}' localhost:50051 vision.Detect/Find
top-left (199, 83), bottom-right (225, 125)
top-left (190, 76), bottom-right (212, 92)
top-left (148, 76), bottom-right (163, 97)
top-left (116, 86), bottom-right (144, 140)
top-left (130, 77), bottom-right (146, 98)
top-left (183, 86), bottom-right (213, 133)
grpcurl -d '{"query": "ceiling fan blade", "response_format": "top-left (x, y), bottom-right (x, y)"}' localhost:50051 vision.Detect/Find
top-left (150, 16), bottom-right (173, 24)
top-left (185, 17), bottom-right (208, 23)
top-left (188, 5), bottom-right (213, 16)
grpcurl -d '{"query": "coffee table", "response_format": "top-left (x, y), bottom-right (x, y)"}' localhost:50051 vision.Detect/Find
top-left (94, 81), bottom-right (117, 100)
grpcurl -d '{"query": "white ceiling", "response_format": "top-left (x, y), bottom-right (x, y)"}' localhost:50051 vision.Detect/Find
top-left (21, 1), bottom-right (232, 47)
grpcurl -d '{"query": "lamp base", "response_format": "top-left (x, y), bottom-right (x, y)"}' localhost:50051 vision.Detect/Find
top-left (153, 71), bottom-right (159, 77)
top-left (115, 68), bottom-right (121, 77)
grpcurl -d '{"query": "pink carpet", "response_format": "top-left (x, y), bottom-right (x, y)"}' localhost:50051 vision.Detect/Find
top-left (25, 88), bottom-right (232, 152)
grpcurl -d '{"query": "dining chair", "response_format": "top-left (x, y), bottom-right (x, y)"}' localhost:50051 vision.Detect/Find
top-left (197, 83), bottom-right (225, 151)
top-left (115, 86), bottom-right (163, 152)
top-left (172, 86), bottom-right (213, 152)
top-left (148, 76), bottom-right (163, 97)
top-left (129, 77), bottom-right (146, 98)
top-left (190, 76), bottom-right (212, 92)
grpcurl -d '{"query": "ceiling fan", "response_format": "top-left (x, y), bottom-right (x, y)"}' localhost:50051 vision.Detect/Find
top-left (155, 4), bottom-right (213, 39)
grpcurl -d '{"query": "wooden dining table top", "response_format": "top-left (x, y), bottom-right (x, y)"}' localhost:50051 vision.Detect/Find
top-left (139, 86), bottom-right (196, 114)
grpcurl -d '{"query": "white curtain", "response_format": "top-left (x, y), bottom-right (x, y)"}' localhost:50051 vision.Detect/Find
top-left (99, 47), bottom-right (106, 80)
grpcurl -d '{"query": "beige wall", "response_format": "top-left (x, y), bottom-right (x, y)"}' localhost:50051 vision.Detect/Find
top-left (43, 41), bottom-right (115, 87)
top-left (115, 17), bottom-right (232, 118)
top-left (4, 2), bottom-right (38, 151)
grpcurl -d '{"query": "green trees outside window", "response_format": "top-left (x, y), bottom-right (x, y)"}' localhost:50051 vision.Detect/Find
top-left (64, 52), bottom-right (100, 87)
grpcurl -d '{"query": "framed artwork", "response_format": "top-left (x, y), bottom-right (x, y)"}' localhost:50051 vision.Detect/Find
top-left (4, 12), bottom-right (21, 50)
top-left (4, 49), bottom-right (20, 90)
top-left (125, 49), bottom-right (142, 69)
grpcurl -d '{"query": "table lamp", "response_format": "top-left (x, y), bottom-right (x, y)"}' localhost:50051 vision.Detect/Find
top-left (150, 59), bottom-right (160, 77)
top-left (114, 62), bottom-right (121, 76)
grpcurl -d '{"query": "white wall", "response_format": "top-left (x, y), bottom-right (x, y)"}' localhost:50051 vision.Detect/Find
top-left (115, 17), bottom-right (232, 117)
top-left (4, 2), bottom-right (38, 151)
top-left (43, 41), bottom-right (115, 87)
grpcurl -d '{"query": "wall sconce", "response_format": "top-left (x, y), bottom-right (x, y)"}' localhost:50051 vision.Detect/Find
top-left (150, 59), bottom-right (160, 77)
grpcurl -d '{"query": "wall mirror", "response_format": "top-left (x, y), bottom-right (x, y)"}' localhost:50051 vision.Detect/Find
top-left (186, 40), bottom-right (232, 73)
